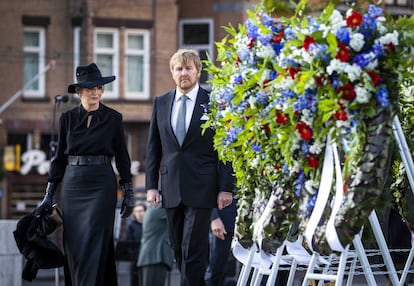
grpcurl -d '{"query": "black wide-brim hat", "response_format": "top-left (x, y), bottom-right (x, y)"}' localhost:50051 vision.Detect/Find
top-left (67, 62), bottom-right (116, 93)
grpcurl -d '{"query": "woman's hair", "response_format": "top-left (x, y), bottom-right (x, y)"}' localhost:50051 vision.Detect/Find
top-left (76, 85), bottom-right (105, 94)
top-left (169, 49), bottom-right (202, 72)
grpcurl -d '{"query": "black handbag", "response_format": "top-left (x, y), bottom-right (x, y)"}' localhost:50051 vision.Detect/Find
top-left (38, 204), bottom-right (63, 236)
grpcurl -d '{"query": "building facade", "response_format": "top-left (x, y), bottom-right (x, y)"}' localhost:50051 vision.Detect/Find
top-left (0, 0), bottom-right (257, 219)
top-left (0, 0), bottom-right (412, 219)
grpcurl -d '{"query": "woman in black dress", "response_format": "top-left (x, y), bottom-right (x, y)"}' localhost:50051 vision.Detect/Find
top-left (35, 63), bottom-right (135, 286)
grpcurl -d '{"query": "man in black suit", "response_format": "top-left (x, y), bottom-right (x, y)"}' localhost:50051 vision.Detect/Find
top-left (145, 49), bottom-right (234, 286)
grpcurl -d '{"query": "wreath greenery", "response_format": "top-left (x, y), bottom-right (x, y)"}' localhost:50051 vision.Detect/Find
top-left (203, 0), bottom-right (414, 254)
top-left (391, 80), bottom-right (414, 232)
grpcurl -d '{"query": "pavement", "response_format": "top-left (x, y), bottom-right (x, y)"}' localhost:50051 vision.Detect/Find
top-left (20, 259), bottom-right (414, 286)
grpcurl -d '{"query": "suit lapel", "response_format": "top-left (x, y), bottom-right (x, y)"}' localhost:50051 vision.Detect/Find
top-left (186, 88), bottom-right (209, 143)
top-left (162, 90), bottom-right (176, 142)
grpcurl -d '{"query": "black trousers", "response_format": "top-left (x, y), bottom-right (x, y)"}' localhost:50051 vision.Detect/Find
top-left (165, 204), bottom-right (212, 286)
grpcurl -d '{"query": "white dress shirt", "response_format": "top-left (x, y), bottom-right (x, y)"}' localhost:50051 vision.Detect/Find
top-left (171, 84), bottom-right (199, 135)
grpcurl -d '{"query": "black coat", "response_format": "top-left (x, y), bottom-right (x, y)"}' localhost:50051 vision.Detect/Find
top-left (13, 213), bottom-right (64, 281)
top-left (145, 87), bottom-right (234, 208)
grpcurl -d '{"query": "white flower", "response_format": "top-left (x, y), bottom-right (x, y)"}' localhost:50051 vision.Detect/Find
top-left (377, 30), bottom-right (399, 46)
top-left (256, 44), bottom-right (276, 59)
top-left (344, 63), bottom-right (362, 82)
top-left (350, 33), bottom-right (365, 52)
top-left (292, 48), bottom-right (313, 65)
top-left (355, 84), bottom-right (371, 103)
top-left (329, 10), bottom-right (345, 34)
top-left (326, 59), bottom-right (345, 75)
top-left (376, 20), bottom-right (387, 35)
top-left (309, 139), bottom-right (324, 154)
top-left (305, 180), bottom-right (318, 193)
top-left (366, 58), bottom-right (378, 70)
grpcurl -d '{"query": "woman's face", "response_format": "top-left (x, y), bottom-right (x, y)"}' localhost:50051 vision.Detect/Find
top-left (79, 86), bottom-right (103, 110)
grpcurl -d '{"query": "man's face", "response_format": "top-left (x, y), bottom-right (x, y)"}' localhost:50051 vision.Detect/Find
top-left (133, 205), bottom-right (146, 223)
top-left (171, 60), bottom-right (200, 93)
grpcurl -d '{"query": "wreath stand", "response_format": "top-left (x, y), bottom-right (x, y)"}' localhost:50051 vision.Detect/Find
top-left (235, 116), bottom-right (414, 286)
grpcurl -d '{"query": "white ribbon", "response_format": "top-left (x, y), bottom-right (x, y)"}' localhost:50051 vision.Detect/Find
top-left (326, 142), bottom-right (345, 252)
top-left (305, 134), bottom-right (334, 252)
top-left (253, 194), bottom-right (277, 250)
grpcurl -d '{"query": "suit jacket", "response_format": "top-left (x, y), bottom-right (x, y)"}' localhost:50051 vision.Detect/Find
top-left (211, 199), bottom-right (237, 235)
top-left (137, 205), bottom-right (174, 269)
top-left (145, 87), bottom-right (233, 208)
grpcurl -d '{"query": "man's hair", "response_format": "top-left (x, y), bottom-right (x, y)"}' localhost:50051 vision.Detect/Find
top-left (169, 49), bottom-right (202, 73)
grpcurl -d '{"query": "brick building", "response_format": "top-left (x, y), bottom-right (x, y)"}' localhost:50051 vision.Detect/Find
top-left (0, 0), bottom-right (259, 219)
top-left (0, 0), bottom-right (411, 219)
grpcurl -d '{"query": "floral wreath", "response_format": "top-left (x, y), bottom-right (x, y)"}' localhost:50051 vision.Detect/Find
top-left (391, 79), bottom-right (414, 233)
top-left (203, 0), bottom-right (414, 254)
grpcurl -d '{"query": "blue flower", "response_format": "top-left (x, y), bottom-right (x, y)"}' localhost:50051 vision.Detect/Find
top-left (256, 91), bottom-right (269, 105)
top-left (376, 86), bottom-right (390, 107)
top-left (225, 127), bottom-right (243, 145)
top-left (246, 20), bottom-right (259, 39)
top-left (273, 42), bottom-right (284, 55)
top-left (367, 4), bottom-right (383, 18)
top-left (258, 33), bottom-right (273, 45)
top-left (353, 53), bottom-right (371, 68)
top-left (252, 142), bottom-right (261, 152)
top-left (372, 43), bottom-right (385, 58)
top-left (269, 70), bottom-right (278, 81)
top-left (231, 74), bottom-right (243, 85)
top-left (284, 26), bottom-right (297, 40)
top-left (336, 27), bottom-right (350, 44)
top-left (305, 191), bottom-right (318, 216)
top-left (262, 13), bottom-right (275, 28)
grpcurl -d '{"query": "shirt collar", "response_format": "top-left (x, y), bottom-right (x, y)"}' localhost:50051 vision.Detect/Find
top-left (175, 84), bottom-right (199, 102)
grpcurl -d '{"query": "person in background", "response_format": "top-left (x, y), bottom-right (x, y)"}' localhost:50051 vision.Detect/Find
top-left (34, 62), bottom-right (135, 286)
top-left (205, 200), bottom-right (238, 286)
top-left (125, 203), bottom-right (147, 286)
top-left (145, 49), bottom-right (234, 286)
top-left (137, 204), bottom-right (174, 286)
top-left (126, 203), bottom-right (147, 242)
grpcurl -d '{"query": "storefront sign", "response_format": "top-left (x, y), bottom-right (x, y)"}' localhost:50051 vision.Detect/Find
top-left (19, 149), bottom-right (140, 176)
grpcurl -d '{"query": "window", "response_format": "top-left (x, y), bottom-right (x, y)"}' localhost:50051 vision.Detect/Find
top-left (94, 28), bottom-right (119, 99)
top-left (179, 19), bottom-right (214, 89)
top-left (385, 0), bottom-right (414, 8)
top-left (124, 29), bottom-right (150, 100)
top-left (23, 27), bottom-right (46, 98)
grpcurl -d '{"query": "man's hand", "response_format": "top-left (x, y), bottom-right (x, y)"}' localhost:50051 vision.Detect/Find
top-left (146, 189), bottom-right (161, 207)
top-left (217, 191), bottom-right (232, 210)
top-left (211, 217), bottom-right (227, 240)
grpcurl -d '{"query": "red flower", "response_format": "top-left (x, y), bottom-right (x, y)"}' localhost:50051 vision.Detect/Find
top-left (272, 31), bottom-right (284, 43)
top-left (308, 153), bottom-right (319, 168)
top-left (248, 38), bottom-right (256, 49)
top-left (367, 70), bottom-right (382, 86)
top-left (275, 110), bottom-right (288, 124)
top-left (303, 36), bottom-right (315, 51)
top-left (336, 43), bottom-right (351, 62)
top-left (333, 101), bottom-right (348, 121)
top-left (287, 67), bottom-right (300, 79)
top-left (333, 109), bottom-right (347, 121)
top-left (263, 123), bottom-right (271, 134)
top-left (315, 75), bottom-right (326, 87)
top-left (296, 122), bottom-right (313, 140)
top-left (346, 11), bottom-right (363, 28)
top-left (273, 164), bottom-right (281, 170)
top-left (338, 83), bottom-right (356, 100)
top-left (386, 42), bottom-right (396, 53)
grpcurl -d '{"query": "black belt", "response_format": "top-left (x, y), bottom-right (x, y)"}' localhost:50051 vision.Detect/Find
top-left (68, 155), bottom-right (112, 166)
